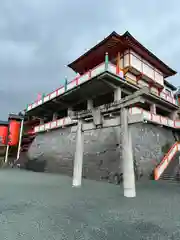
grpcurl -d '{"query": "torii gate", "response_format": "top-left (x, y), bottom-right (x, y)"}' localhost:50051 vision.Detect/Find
top-left (72, 87), bottom-right (149, 198)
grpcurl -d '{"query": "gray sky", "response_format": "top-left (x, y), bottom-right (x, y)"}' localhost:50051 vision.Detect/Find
top-left (0, 0), bottom-right (179, 120)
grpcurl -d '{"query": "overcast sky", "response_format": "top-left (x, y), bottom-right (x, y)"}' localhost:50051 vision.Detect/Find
top-left (0, 0), bottom-right (180, 120)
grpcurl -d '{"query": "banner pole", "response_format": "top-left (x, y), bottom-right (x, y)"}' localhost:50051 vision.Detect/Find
top-left (16, 118), bottom-right (24, 160)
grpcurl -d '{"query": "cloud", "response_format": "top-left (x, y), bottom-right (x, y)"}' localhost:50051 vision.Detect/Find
top-left (0, 0), bottom-right (179, 119)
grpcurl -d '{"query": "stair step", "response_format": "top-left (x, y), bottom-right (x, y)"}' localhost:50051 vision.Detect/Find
top-left (160, 174), bottom-right (178, 181)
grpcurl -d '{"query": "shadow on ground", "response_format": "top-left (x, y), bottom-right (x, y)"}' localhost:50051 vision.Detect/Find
top-left (0, 169), bottom-right (179, 239)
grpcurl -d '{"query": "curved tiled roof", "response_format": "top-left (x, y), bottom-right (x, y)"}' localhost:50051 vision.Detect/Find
top-left (68, 31), bottom-right (176, 78)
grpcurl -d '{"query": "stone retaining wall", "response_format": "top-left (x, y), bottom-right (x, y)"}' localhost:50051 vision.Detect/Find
top-left (28, 123), bottom-right (176, 181)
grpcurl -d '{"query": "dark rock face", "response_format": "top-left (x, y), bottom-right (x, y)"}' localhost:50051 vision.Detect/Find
top-left (28, 123), bottom-right (176, 181)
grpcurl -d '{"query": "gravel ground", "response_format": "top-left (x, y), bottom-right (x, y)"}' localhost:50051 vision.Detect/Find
top-left (0, 169), bottom-right (180, 239)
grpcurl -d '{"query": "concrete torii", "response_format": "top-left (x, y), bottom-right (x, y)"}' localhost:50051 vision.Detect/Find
top-left (72, 87), bottom-right (149, 198)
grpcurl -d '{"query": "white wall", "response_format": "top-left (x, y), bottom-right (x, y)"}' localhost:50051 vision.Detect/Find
top-left (123, 49), bottom-right (164, 86)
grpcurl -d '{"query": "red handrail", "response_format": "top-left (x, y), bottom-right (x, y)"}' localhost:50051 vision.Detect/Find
top-left (154, 142), bottom-right (179, 180)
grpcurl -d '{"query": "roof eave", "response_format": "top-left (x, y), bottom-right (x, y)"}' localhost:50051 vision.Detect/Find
top-left (164, 80), bottom-right (177, 91)
top-left (68, 30), bottom-right (177, 78)
top-left (68, 31), bottom-right (122, 71)
top-left (0, 121), bottom-right (8, 126)
top-left (122, 31), bottom-right (177, 77)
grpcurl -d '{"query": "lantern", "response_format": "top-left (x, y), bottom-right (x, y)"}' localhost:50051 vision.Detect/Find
top-left (8, 120), bottom-right (21, 146)
top-left (0, 124), bottom-right (8, 145)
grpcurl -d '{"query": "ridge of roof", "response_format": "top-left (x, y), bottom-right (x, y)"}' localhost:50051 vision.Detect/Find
top-left (68, 31), bottom-right (176, 77)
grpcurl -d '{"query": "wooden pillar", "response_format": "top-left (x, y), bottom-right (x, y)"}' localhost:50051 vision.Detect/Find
top-left (116, 52), bottom-right (120, 74)
top-left (105, 52), bottom-right (109, 71)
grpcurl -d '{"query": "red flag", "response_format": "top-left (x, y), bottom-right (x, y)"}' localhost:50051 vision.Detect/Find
top-left (37, 93), bottom-right (42, 101)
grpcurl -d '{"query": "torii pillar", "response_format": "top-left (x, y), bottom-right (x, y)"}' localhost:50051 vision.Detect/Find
top-left (72, 120), bottom-right (84, 187)
top-left (121, 107), bottom-right (136, 197)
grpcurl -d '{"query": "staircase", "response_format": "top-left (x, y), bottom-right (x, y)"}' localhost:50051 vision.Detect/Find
top-left (160, 173), bottom-right (174, 181)
top-left (154, 142), bottom-right (180, 180)
top-left (21, 130), bottom-right (35, 152)
top-left (159, 152), bottom-right (180, 181)
top-left (160, 173), bottom-right (180, 181)
top-left (13, 129), bottom-right (36, 168)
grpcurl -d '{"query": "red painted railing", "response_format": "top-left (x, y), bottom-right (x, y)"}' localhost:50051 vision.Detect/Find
top-left (26, 61), bottom-right (178, 112)
top-left (154, 142), bottom-right (180, 180)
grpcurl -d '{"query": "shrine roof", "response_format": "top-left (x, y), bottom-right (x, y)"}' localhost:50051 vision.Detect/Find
top-left (68, 31), bottom-right (176, 78)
